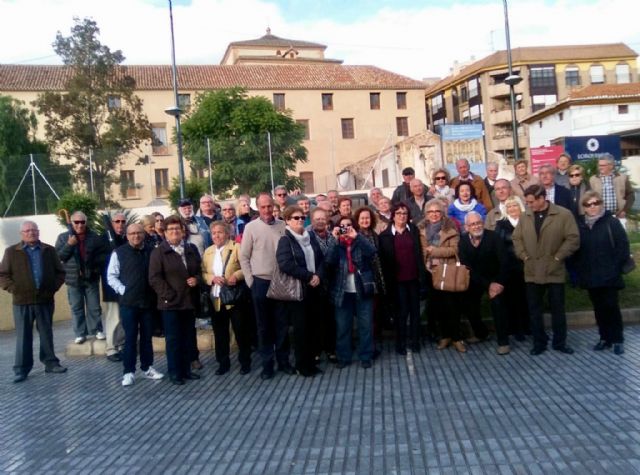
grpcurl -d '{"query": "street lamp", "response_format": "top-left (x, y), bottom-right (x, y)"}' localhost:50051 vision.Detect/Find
top-left (166, 0), bottom-right (186, 199)
top-left (503, 0), bottom-right (522, 162)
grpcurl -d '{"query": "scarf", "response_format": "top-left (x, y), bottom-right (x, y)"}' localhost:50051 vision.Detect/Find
top-left (584, 208), bottom-right (606, 229)
top-left (435, 185), bottom-right (451, 196)
top-left (426, 221), bottom-right (442, 245)
top-left (287, 227), bottom-right (315, 273)
top-left (339, 235), bottom-right (355, 273)
top-left (453, 198), bottom-right (478, 212)
top-left (507, 216), bottom-right (519, 228)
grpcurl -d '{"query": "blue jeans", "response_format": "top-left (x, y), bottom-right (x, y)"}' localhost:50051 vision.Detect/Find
top-left (120, 305), bottom-right (153, 374)
top-left (335, 292), bottom-right (373, 363)
top-left (67, 282), bottom-right (103, 338)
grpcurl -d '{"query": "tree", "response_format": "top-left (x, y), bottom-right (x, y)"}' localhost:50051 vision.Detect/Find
top-left (34, 17), bottom-right (152, 207)
top-left (181, 87), bottom-right (307, 196)
top-left (0, 95), bottom-right (72, 216)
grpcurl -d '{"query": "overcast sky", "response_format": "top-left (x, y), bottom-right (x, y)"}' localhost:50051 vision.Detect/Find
top-left (2, 0), bottom-right (639, 80)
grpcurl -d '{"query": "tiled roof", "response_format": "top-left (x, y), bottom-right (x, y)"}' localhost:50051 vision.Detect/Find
top-left (228, 32), bottom-right (326, 49)
top-left (0, 64), bottom-right (424, 91)
top-left (233, 55), bottom-right (343, 65)
top-left (426, 43), bottom-right (638, 96)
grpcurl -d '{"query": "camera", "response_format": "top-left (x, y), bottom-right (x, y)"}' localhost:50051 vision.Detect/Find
top-left (338, 225), bottom-right (349, 235)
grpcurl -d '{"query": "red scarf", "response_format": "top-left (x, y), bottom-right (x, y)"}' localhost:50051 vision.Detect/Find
top-left (339, 235), bottom-right (355, 273)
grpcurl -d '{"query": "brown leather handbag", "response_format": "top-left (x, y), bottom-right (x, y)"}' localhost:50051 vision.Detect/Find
top-left (431, 251), bottom-right (470, 292)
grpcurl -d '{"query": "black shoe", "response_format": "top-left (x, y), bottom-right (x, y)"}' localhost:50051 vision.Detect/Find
top-left (13, 373), bottom-right (28, 383)
top-left (215, 365), bottom-right (230, 376)
top-left (184, 372), bottom-right (201, 380)
top-left (613, 343), bottom-right (625, 355)
top-left (310, 366), bottom-right (323, 376)
top-left (296, 367), bottom-right (316, 377)
top-left (45, 365), bottom-right (67, 374)
top-left (529, 347), bottom-right (546, 356)
top-left (335, 362), bottom-right (349, 369)
top-left (361, 361), bottom-right (372, 369)
top-left (278, 364), bottom-right (295, 375)
top-left (593, 340), bottom-right (611, 351)
top-left (327, 354), bottom-right (338, 364)
top-left (240, 365), bottom-right (251, 375)
top-left (553, 346), bottom-right (574, 355)
top-left (260, 369), bottom-right (274, 380)
top-left (107, 353), bottom-right (122, 362)
top-left (169, 376), bottom-right (185, 385)
top-left (514, 334), bottom-right (526, 342)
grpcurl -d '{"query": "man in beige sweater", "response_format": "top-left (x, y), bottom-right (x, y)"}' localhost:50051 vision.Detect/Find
top-left (239, 192), bottom-right (290, 380)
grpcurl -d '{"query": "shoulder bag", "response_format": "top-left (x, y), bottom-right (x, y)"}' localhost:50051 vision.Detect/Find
top-left (266, 240), bottom-right (303, 301)
top-left (431, 250), bottom-right (470, 292)
top-left (219, 247), bottom-right (248, 305)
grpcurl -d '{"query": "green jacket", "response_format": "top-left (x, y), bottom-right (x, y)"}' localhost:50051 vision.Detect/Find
top-left (512, 203), bottom-right (579, 284)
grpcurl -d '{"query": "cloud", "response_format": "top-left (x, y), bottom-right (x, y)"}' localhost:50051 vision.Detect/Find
top-left (1, 0), bottom-right (639, 81)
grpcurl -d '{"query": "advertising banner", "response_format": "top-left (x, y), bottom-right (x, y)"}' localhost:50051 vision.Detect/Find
top-left (439, 124), bottom-right (486, 177)
top-left (530, 145), bottom-right (564, 175)
top-left (563, 135), bottom-right (621, 163)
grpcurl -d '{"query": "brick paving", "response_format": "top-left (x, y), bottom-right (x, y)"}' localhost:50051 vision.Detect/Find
top-left (1, 321), bottom-right (640, 474)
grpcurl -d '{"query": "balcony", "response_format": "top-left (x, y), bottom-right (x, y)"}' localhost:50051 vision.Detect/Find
top-left (490, 129), bottom-right (528, 151)
top-left (488, 82), bottom-right (524, 98)
top-left (490, 107), bottom-right (526, 126)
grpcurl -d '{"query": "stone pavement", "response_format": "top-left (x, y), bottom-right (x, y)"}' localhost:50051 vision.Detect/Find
top-left (1, 322), bottom-right (640, 475)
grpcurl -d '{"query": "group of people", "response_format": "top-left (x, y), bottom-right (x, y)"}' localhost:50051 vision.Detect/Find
top-left (0, 153), bottom-right (634, 386)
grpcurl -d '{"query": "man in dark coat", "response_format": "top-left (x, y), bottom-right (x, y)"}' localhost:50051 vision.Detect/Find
top-left (391, 167), bottom-right (415, 205)
top-left (458, 212), bottom-right (510, 354)
top-left (0, 221), bottom-right (67, 382)
top-left (538, 164), bottom-right (572, 211)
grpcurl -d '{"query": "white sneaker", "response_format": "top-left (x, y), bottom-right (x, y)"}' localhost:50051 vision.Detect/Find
top-left (143, 367), bottom-right (164, 380)
top-left (95, 331), bottom-right (106, 340)
top-left (122, 372), bottom-right (135, 387)
top-left (74, 336), bottom-right (86, 344)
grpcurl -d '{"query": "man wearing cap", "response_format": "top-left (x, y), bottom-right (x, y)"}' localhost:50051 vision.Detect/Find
top-left (450, 159), bottom-right (493, 211)
top-left (1, 221), bottom-right (67, 383)
top-left (392, 167), bottom-right (415, 205)
top-left (177, 198), bottom-right (211, 257)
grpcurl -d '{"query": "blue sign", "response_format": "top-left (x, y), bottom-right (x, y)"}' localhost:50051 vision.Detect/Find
top-left (563, 135), bottom-right (621, 163)
top-left (440, 124), bottom-right (484, 141)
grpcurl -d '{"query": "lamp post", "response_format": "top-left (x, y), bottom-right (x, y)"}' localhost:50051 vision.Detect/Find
top-left (165, 0), bottom-right (186, 199)
top-left (503, 0), bottom-right (522, 162)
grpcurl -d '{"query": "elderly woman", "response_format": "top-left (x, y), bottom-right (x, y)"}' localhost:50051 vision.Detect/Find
top-left (331, 197), bottom-right (353, 227)
top-left (511, 159), bottom-right (539, 198)
top-left (375, 196), bottom-right (392, 233)
top-left (574, 191), bottom-right (630, 355)
top-left (202, 222), bottom-right (250, 375)
top-left (151, 212), bottom-right (165, 240)
top-left (326, 215), bottom-right (377, 368)
top-left (494, 196), bottom-right (529, 341)
top-left (418, 199), bottom-right (465, 352)
top-left (447, 182), bottom-right (487, 225)
top-left (141, 215), bottom-right (162, 248)
top-left (430, 168), bottom-right (455, 204)
top-left (567, 164), bottom-right (588, 218)
top-left (149, 215), bottom-right (202, 385)
top-left (276, 206), bottom-right (324, 376)
top-left (379, 203), bottom-right (426, 354)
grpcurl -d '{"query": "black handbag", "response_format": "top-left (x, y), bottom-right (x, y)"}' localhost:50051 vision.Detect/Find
top-left (607, 223), bottom-right (636, 275)
top-left (218, 248), bottom-right (247, 305)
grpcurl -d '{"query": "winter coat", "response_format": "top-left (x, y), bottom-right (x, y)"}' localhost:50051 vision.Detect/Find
top-left (450, 174), bottom-right (493, 211)
top-left (276, 230), bottom-right (325, 295)
top-left (149, 240), bottom-right (201, 311)
top-left (325, 234), bottom-right (376, 307)
top-left (458, 230), bottom-right (508, 291)
top-left (418, 218), bottom-right (460, 273)
top-left (512, 203), bottom-right (579, 284)
top-left (378, 224), bottom-right (427, 299)
top-left (55, 229), bottom-right (109, 287)
top-left (589, 173), bottom-right (635, 215)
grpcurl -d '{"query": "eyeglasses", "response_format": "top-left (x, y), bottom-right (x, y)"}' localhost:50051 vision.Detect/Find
top-left (73, 221), bottom-right (86, 225)
top-left (435, 176), bottom-right (447, 181)
top-left (585, 201), bottom-right (601, 208)
top-left (289, 216), bottom-right (305, 221)
top-left (427, 210), bottom-right (442, 214)
top-left (395, 211), bottom-right (409, 215)
top-left (467, 221), bottom-right (483, 227)
top-left (569, 173), bottom-right (581, 178)
top-left (113, 220), bottom-right (126, 224)
top-left (276, 193), bottom-right (287, 197)
top-left (222, 208), bottom-right (234, 212)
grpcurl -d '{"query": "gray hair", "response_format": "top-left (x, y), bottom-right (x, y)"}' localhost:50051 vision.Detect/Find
top-left (464, 211), bottom-right (483, 225)
top-left (486, 162), bottom-right (499, 171)
top-left (71, 211), bottom-right (87, 221)
top-left (538, 164), bottom-right (556, 175)
top-left (598, 153), bottom-right (615, 165)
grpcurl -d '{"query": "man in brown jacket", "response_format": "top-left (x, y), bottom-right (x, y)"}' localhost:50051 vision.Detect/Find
top-left (0, 221), bottom-right (67, 382)
top-left (589, 154), bottom-right (635, 219)
top-left (450, 159), bottom-right (493, 211)
top-left (512, 185), bottom-right (579, 356)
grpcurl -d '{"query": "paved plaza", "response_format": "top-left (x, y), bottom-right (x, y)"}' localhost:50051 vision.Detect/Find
top-left (1, 321), bottom-right (640, 474)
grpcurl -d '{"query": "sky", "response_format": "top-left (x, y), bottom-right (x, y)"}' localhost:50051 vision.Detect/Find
top-left (1, 0), bottom-right (640, 81)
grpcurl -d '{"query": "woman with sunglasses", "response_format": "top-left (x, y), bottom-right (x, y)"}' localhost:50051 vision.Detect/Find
top-left (430, 168), bottom-right (454, 204)
top-left (276, 206), bottom-right (324, 376)
top-left (574, 191), bottom-right (630, 355)
top-left (567, 164), bottom-right (589, 218)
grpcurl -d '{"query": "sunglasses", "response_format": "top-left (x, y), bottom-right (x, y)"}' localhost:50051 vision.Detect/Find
top-left (113, 220), bottom-right (126, 224)
top-left (73, 221), bottom-right (86, 225)
top-left (585, 201), bottom-right (601, 208)
top-left (435, 176), bottom-right (447, 181)
top-left (569, 173), bottom-right (581, 178)
top-left (289, 216), bottom-right (305, 221)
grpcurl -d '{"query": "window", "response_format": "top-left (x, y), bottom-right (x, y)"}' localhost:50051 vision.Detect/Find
top-left (151, 124), bottom-right (168, 155)
top-left (462, 109), bottom-right (470, 124)
top-left (431, 95), bottom-right (443, 114)
top-left (616, 64), bottom-right (631, 84)
top-left (565, 66), bottom-right (581, 87)
top-left (120, 170), bottom-right (137, 199)
top-left (155, 169), bottom-right (169, 197)
top-left (396, 117), bottom-right (409, 136)
top-left (296, 119), bottom-right (310, 140)
top-left (530, 66), bottom-right (556, 88)
top-left (468, 78), bottom-right (479, 99)
top-left (618, 104), bottom-right (629, 115)
top-left (381, 168), bottom-right (389, 188)
top-left (469, 105), bottom-right (482, 123)
top-left (558, 112), bottom-right (564, 121)
top-left (460, 86), bottom-right (468, 103)
top-left (590, 65), bottom-right (605, 84)
top-left (341, 118), bottom-right (354, 139)
top-left (322, 93), bottom-right (333, 110)
top-left (273, 93), bottom-right (285, 111)
top-left (370, 92), bottom-right (381, 110)
top-left (531, 94), bottom-right (557, 112)
top-left (107, 95), bottom-right (121, 110)
top-left (299, 172), bottom-right (314, 193)
top-left (396, 92), bottom-right (407, 109)
top-left (178, 94), bottom-right (191, 111)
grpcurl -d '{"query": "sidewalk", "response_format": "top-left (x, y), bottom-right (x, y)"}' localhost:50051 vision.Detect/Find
top-left (1, 321), bottom-right (640, 474)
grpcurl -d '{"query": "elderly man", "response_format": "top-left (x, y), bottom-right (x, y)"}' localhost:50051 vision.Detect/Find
top-left (513, 185), bottom-right (579, 356)
top-left (1, 221), bottom-right (67, 383)
top-left (55, 211), bottom-right (109, 344)
top-left (407, 179), bottom-right (434, 225)
top-left (296, 195), bottom-right (312, 227)
top-left (274, 185), bottom-right (296, 209)
top-left (239, 192), bottom-right (290, 380)
top-left (327, 190), bottom-right (340, 216)
top-left (368, 187), bottom-right (383, 211)
top-left (392, 167), bottom-right (415, 205)
top-left (198, 194), bottom-right (222, 226)
top-left (589, 154), bottom-right (635, 219)
top-left (555, 153), bottom-right (572, 189)
top-left (485, 179), bottom-right (514, 231)
top-left (484, 162), bottom-right (499, 198)
top-left (458, 212), bottom-right (510, 354)
top-left (101, 212), bottom-right (127, 362)
top-left (177, 198), bottom-right (211, 257)
top-left (538, 164), bottom-right (572, 211)
top-left (450, 159), bottom-right (493, 210)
